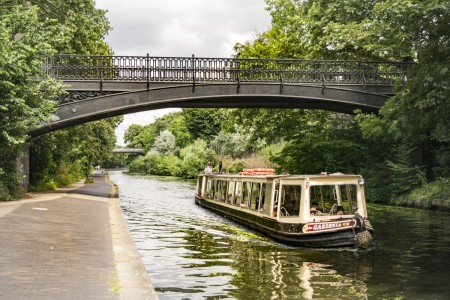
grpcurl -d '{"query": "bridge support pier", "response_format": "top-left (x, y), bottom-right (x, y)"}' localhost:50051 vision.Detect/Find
top-left (17, 143), bottom-right (30, 192)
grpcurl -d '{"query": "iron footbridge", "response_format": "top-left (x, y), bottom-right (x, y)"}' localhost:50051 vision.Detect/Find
top-left (33, 54), bottom-right (413, 135)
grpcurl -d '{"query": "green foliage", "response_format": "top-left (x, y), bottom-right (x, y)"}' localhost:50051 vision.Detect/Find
top-left (29, 117), bottom-right (121, 190)
top-left (1, 1), bottom-right (113, 198)
top-left (123, 0), bottom-right (448, 209)
top-left (152, 130), bottom-right (176, 155)
top-left (31, 0), bottom-right (112, 54)
top-left (128, 151), bottom-right (183, 177)
top-left (0, 144), bottom-right (22, 200)
top-left (226, 161), bottom-right (247, 174)
top-left (0, 5), bottom-right (63, 198)
top-left (179, 139), bottom-right (217, 178)
top-left (181, 109), bottom-right (222, 142)
top-left (385, 143), bottom-right (427, 196)
top-left (128, 156), bottom-right (147, 174)
top-left (213, 126), bottom-right (258, 158)
top-left (393, 177), bottom-right (450, 209)
top-left (231, 0), bottom-right (450, 205)
top-left (168, 114), bottom-right (191, 148)
top-left (124, 123), bottom-right (157, 150)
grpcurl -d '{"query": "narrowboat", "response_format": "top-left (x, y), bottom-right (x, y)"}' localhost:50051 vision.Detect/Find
top-left (195, 170), bottom-right (374, 249)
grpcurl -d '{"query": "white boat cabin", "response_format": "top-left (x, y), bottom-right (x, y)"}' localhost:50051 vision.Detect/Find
top-left (197, 173), bottom-right (368, 223)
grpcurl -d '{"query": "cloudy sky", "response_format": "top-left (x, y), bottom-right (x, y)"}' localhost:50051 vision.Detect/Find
top-left (95, 0), bottom-right (271, 145)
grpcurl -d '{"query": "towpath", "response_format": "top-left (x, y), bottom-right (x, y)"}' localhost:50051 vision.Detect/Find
top-left (0, 170), bottom-right (158, 300)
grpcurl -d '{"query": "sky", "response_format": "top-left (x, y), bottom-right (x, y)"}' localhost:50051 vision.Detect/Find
top-left (95, 0), bottom-right (272, 145)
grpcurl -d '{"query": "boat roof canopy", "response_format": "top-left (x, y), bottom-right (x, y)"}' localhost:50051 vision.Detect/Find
top-left (203, 172), bottom-right (362, 182)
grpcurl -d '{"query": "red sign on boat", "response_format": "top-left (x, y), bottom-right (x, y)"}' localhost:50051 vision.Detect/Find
top-left (303, 220), bottom-right (355, 233)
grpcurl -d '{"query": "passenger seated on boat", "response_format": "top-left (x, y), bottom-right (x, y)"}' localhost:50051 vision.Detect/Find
top-left (204, 161), bottom-right (213, 174)
top-left (273, 198), bottom-right (278, 217)
top-left (310, 207), bottom-right (317, 216)
top-left (336, 205), bottom-right (344, 215)
top-left (272, 205), bottom-right (278, 217)
top-left (311, 201), bottom-right (323, 215)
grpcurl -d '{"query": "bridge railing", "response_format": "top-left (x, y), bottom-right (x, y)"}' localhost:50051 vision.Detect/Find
top-left (42, 54), bottom-right (412, 86)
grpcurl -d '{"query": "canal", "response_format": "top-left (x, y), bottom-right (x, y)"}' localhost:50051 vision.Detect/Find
top-left (108, 171), bottom-right (450, 299)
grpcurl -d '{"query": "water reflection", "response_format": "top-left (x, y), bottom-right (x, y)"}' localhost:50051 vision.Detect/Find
top-left (109, 171), bottom-right (450, 300)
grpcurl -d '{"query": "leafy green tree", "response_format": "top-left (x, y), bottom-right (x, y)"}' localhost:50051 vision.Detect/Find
top-left (233, 0), bottom-right (449, 203)
top-left (168, 114), bottom-right (191, 148)
top-left (213, 126), bottom-right (258, 158)
top-left (29, 117), bottom-right (122, 189)
top-left (1, 1), bottom-right (122, 197)
top-left (28, 0), bottom-right (111, 54)
top-left (0, 5), bottom-right (63, 198)
top-left (151, 130), bottom-right (176, 155)
top-left (179, 139), bottom-right (217, 178)
top-left (181, 108), bottom-right (222, 142)
top-left (124, 124), bottom-right (144, 145)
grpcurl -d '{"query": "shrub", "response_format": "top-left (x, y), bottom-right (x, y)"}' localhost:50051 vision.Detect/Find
top-left (180, 139), bottom-right (216, 178)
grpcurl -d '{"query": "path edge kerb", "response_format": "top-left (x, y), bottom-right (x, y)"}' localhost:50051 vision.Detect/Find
top-left (109, 196), bottom-right (159, 299)
top-left (106, 175), bottom-right (119, 198)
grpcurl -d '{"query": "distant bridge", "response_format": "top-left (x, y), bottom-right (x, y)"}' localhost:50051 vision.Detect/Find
top-left (112, 148), bottom-right (145, 155)
top-left (31, 54), bottom-right (413, 135)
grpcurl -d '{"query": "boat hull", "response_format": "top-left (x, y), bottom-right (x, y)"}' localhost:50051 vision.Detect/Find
top-left (195, 196), bottom-right (371, 248)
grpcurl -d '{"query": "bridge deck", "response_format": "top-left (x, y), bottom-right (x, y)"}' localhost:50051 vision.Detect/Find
top-left (31, 55), bottom-right (413, 136)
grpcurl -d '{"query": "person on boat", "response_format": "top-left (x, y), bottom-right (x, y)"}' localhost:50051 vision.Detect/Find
top-left (336, 205), bottom-right (344, 215)
top-left (204, 161), bottom-right (213, 174)
top-left (310, 206), bottom-right (317, 216)
top-left (311, 201), bottom-right (323, 215)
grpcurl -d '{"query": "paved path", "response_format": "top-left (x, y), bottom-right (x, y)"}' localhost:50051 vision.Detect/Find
top-left (0, 171), bottom-right (157, 300)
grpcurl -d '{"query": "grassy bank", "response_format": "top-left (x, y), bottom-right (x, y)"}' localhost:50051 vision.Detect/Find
top-left (390, 177), bottom-right (450, 211)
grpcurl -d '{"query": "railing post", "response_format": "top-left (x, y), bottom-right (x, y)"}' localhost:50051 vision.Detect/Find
top-left (321, 62), bottom-right (326, 94)
top-left (360, 61), bottom-right (367, 92)
top-left (192, 54), bottom-right (196, 93)
top-left (146, 53), bottom-right (150, 90)
top-left (279, 72), bottom-right (283, 94)
top-left (100, 56), bottom-right (103, 92)
top-left (236, 58), bottom-right (240, 93)
top-left (52, 55), bottom-right (57, 78)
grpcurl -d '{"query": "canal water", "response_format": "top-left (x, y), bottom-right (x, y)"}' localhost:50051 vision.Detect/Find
top-left (108, 171), bottom-right (450, 300)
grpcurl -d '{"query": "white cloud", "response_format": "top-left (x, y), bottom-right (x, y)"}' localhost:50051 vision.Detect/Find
top-left (95, 0), bottom-right (271, 145)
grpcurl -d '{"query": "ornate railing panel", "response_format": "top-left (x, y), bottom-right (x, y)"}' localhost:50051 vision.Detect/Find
top-left (42, 54), bottom-right (413, 86)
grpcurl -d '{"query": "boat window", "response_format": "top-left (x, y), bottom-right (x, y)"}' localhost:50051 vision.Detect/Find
top-left (197, 176), bottom-right (203, 196)
top-left (207, 179), bottom-right (215, 199)
top-left (280, 184), bottom-right (302, 217)
top-left (272, 182), bottom-right (280, 217)
top-left (235, 182), bottom-right (243, 206)
top-left (250, 183), bottom-right (261, 211)
top-left (227, 181), bottom-right (236, 204)
top-left (310, 184), bottom-right (358, 215)
top-left (243, 182), bottom-right (252, 207)
top-left (214, 180), bottom-right (220, 200)
top-left (214, 180), bottom-right (227, 202)
top-left (222, 181), bottom-right (228, 202)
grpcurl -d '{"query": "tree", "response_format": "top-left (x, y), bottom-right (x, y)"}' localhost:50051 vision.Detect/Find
top-left (151, 130), bottom-right (176, 155)
top-left (0, 1), bottom-right (118, 196)
top-left (181, 108), bottom-right (222, 142)
top-left (0, 5), bottom-right (62, 198)
top-left (29, 117), bottom-right (122, 189)
top-left (179, 139), bottom-right (217, 178)
top-left (233, 0), bottom-right (450, 201)
top-left (168, 114), bottom-right (191, 148)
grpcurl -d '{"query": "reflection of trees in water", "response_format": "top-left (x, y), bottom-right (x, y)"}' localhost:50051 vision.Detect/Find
top-left (181, 225), bottom-right (373, 299)
top-left (227, 248), bottom-right (372, 300)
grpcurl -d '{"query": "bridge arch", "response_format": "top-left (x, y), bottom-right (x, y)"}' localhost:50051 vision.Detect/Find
top-left (30, 55), bottom-right (411, 136)
top-left (32, 82), bottom-right (391, 136)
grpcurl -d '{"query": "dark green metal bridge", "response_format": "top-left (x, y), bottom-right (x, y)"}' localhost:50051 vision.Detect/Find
top-left (33, 54), bottom-right (413, 135)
